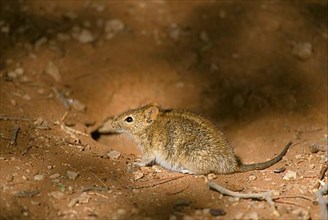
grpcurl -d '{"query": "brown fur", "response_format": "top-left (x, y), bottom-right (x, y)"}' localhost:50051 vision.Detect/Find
top-left (111, 104), bottom-right (291, 175)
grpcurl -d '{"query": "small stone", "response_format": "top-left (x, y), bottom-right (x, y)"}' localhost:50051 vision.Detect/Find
top-left (248, 174), bottom-right (257, 181)
top-left (77, 29), bottom-right (94, 43)
top-left (45, 61), bottom-right (61, 82)
top-left (57, 33), bottom-right (71, 41)
top-left (105, 19), bottom-right (125, 33)
top-left (175, 82), bottom-right (184, 88)
top-left (35, 37), bottom-right (48, 49)
top-left (22, 94), bottom-right (31, 100)
top-left (234, 212), bottom-right (244, 220)
top-left (169, 27), bottom-right (180, 41)
top-left (283, 170), bottom-right (297, 180)
top-left (68, 192), bottom-right (90, 208)
top-left (174, 198), bottom-right (191, 210)
top-left (65, 11), bottom-right (78, 20)
top-left (31, 200), bottom-right (41, 206)
top-left (274, 167), bottom-right (286, 173)
top-left (169, 215), bottom-right (177, 220)
top-left (244, 211), bottom-right (259, 220)
top-left (47, 165), bottom-right (53, 170)
top-left (48, 191), bottom-right (64, 199)
top-left (70, 99), bottom-right (86, 112)
top-left (209, 208), bottom-right (226, 216)
top-left (8, 71), bottom-right (17, 78)
top-left (219, 10), bottom-right (226, 19)
top-left (6, 175), bottom-right (14, 182)
top-left (292, 42), bottom-right (313, 60)
top-left (50, 173), bottom-right (60, 179)
top-left (34, 174), bottom-right (45, 181)
top-left (67, 171), bottom-right (79, 180)
top-left (199, 31), bottom-right (209, 42)
top-left (207, 173), bottom-right (217, 180)
top-left (37, 88), bottom-right (45, 94)
top-left (133, 170), bottom-right (144, 181)
top-left (52, 179), bottom-right (60, 183)
top-left (117, 209), bottom-right (127, 215)
top-left (291, 208), bottom-right (310, 220)
top-left (15, 67), bottom-right (24, 75)
top-left (10, 99), bottom-right (16, 106)
top-left (107, 150), bottom-right (121, 160)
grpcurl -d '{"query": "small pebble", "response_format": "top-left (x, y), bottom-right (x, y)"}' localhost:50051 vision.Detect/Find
top-left (199, 31), bottom-right (209, 42)
top-left (248, 174), bottom-right (257, 181)
top-left (107, 150), bottom-right (121, 159)
top-left (45, 61), bottom-right (61, 82)
top-left (49, 173), bottom-right (60, 179)
top-left (244, 211), bottom-right (259, 220)
top-left (22, 94), bottom-right (31, 100)
top-left (292, 42), bottom-right (313, 60)
top-left (67, 171), bottom-right (79, 180)
top-left (77, 29), bottom-right (94, 43)
top-left (70, 99), bottom-right (86, 112)
top-left (174, 198), bottom-right (191, 210)
top-left (48, 191), bottom-right (64, 199)
top-left (10, 99), bottom-right (16, 106)
top-left (209, 208), bottom-right (226, 216)
top-left (133, 170), bottom-right (144, 181)
top-left (274, 167), bottom-right (286, 173)
top-left (105, 19), bottom-right (125, 33)
top-left (34, 174), bottom-right (45, 181)
top-left (283, 170), bottom-right (297, 180)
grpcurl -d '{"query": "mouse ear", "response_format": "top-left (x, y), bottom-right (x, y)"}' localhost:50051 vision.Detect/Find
top-left (144, 105), bottom-right (159, 123)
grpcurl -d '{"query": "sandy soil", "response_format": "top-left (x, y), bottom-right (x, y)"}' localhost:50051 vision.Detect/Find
top-left (0, 0), bottom-right (327, 219)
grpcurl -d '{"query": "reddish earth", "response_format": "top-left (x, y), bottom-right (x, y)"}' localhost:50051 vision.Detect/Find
top-left (0, 1), bottom-right (327, 219)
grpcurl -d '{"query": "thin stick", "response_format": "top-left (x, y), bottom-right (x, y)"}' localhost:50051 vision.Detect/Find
top-left (91, 172), bottom-right (109, 189)
top-left (275, 200), bottom-right (310, 209)
top-left (208, 181), bottom-right (274, 206)
top-left (277, 195), bottom-right (315, 202)
top-left (0, 115), bottom-right (31, 121)
top-left (133, 175), bottom-right (186, 189)
top-left (167, 182), bottom-right (190, 195)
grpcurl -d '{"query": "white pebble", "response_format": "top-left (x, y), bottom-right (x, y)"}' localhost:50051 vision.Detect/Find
top-left (283, 170), bottom-right (297, 180)
top-left (107, 150), bottom-right (121, 159)
top-left (67, 171), bottom-right (79, 180)
top-left (34, 174), bottom-right (45, 181)
top-left (292, 42), bottom-right (313, 60)
top-left (77, 29), bottom-right (94, 43)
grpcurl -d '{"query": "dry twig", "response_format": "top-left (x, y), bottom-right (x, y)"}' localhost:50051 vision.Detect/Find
top-left (0, 115), bottom-right (30, 121)
top-left (314, 163), bottom-right (328, 189)
top-left (208, 181), bottom-right (275, 206)
top-left (91, 172), bottom-right (109, 189)
top-left (167, 182), bottom-right (190, 195)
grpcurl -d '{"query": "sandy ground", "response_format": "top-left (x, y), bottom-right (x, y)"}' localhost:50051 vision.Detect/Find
top-left (0, 0), bottom-right (327, 219)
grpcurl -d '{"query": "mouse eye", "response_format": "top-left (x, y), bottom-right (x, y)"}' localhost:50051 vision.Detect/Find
top-left (125, 116), bottom-right (133, 123)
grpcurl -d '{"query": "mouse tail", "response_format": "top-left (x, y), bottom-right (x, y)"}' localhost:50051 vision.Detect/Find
top-left (236, 141), bottom-right (292, 173)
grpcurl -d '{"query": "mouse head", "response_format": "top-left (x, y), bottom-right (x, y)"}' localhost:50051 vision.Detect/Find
top-left (111, 103), bottom-right (160, 135)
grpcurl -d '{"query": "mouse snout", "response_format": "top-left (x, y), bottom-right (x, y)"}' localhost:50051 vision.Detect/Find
top-left (111, 119), bottom-right (123, 132)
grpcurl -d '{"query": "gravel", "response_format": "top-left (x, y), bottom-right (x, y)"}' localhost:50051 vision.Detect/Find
top-left (67, 171), bottom-right (79, 180)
